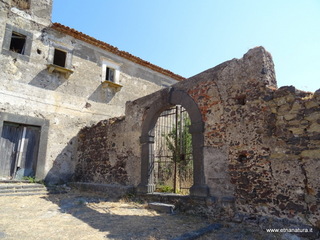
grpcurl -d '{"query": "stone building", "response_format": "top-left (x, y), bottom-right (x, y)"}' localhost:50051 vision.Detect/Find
top-left (0, 0), bottom-right (182, 183)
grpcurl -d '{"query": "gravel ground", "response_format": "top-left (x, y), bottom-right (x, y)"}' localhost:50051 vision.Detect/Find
top-left (0, 191), bottom-right (316, 240)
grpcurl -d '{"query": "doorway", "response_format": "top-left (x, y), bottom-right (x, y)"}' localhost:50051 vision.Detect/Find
top-left (138, 88), bottom-right (209, 197)
top-left (0, 122), bottom-right (41, 179)
top-left (153, 105), bottom-right (193, 194)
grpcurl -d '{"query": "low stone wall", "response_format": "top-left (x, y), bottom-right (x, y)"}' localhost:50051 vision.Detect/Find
top-left (75, 117), bottom-right (128, 185)
top-left (69, 182), bottom-right (134, 199)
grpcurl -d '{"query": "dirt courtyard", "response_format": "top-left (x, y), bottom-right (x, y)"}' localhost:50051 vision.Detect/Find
top-left (0, 191), bottom-right (314, 240)
top-left (0, 191), bottom-right (213, 240)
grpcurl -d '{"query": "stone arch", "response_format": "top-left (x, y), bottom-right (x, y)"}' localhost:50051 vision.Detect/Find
top-left (137, 88), bottom-right (209, 197)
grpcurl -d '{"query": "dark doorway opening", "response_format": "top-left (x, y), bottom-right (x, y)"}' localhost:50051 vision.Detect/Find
top-left (153, 105), bottom-right (193, 194)
top-left (0, 122), bottom-right (41, 180)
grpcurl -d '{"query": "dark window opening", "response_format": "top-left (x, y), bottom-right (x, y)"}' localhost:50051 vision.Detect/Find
top-left (53, 49), bottom-right (67, 67)
top-left (106, 67), bottom-right (115, 82)
top-left (11, 0), bottom-right (30, 10)
top-left (9, 32), bottom-right (26, 54)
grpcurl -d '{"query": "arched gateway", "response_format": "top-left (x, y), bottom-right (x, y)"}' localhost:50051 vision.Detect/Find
top-left (137, 88), bottom-right (209, 197)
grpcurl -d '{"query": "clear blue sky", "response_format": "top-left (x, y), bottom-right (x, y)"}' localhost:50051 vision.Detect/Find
top-left (52, 0), bottom-right (320, 92)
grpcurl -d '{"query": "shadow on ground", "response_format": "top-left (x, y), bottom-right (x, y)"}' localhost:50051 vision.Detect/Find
top-left (42, 192), bottom-right (208, 240)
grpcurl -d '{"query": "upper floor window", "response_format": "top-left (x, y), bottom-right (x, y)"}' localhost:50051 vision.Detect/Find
top-left (101, 58), bottom-right (121, 84)
top-left (47, 43), bottom-right (73, 79)
top-left (101, 58), bottom-right (122, 91)
top-left (53, 48), bottom-right (67, 67)
top-left (10, 32), bottom-right (26, 54)
top-left (105, 67), bottom-right (115, 82)
top-left (1, 24), bottom-right (32, 62)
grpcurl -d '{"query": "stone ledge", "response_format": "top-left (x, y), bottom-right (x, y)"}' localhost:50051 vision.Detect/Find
top-left (68, 182), bottom-right (134, 199)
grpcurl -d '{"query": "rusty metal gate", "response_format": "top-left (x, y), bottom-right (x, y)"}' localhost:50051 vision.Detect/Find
top-left (0, 122), bottom-right (40, 179)
top-left (153, 105), bottom-right (193, 194)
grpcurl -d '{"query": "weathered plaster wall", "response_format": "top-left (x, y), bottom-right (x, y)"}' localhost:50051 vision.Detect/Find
top-left (75, 47), bottom-right (320, 227)
top-left (0, 0), bottom-right (177, 183)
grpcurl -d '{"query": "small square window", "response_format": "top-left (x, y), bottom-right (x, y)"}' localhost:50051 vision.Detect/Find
top-left (106, 67), bottom-right (115, 82)
top-left (10, 32), bottom-right (26, 54)
top-left (53, 49), bottom-right (67, 67)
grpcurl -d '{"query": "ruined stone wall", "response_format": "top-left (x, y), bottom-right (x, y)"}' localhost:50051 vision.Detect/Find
top-left (177, 47), bottom-right (319, 226)
top-left (75, 117), bottom-right (129, 185)
top-left (74, 90), bottom-right (165, 187)
top-left (75, 47), bottom-right (319, 227)
top-left (75, 116), bottom-right (141, 186)
top-left (180, 47), bottom-right (319, 227)
top-left (0, 0), bottom-right (177, 183)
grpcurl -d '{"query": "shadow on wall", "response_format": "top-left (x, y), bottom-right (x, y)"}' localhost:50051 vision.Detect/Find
top-left (44, 137), bottom-right (77, 184)
top-left (28, 69), bottom-right (69, 90)
top-left (88, 85), bottom-right (117, 104)
top-left (28, 70), bottom-right (116, 104)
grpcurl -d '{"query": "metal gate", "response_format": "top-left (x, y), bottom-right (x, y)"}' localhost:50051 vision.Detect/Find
top-left (0, 122), bottom-right (40, 179)
top-left (153, 105), bottom-right (193, 194)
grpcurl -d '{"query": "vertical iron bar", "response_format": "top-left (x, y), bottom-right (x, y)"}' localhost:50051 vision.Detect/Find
top-left (174, 106), bottom-right (178, 193)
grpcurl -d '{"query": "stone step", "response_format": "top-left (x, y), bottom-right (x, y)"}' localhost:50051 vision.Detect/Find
top-left (0, 182), bottom-right (49, 196)
top-left (0, 191), bottom-right (49, 197)
top-left (0, 183), bottom-right (45, 190)
top-left (148, 202), bottom-right (175, 213)
top-left (0, 187), bottom-right (46, 193)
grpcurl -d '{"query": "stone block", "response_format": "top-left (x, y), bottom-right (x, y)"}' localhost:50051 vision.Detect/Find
top-left (305, 100), bottom-right (318, 109)
top-left (291, 101), bottom-right (302, 112)
top-left (148, 202), bottom-right (175, 213)
top-left (300, 150), bottom-right (320, 159)
top-left (278, 103), bottom-right (291, 113)
top-left (307, 123), bottom-right (320, 133)
top-left (288, 127), bottom-right (304, 135)
top-left (304, 112), bottom-right (320, 122)
top-left (284, 113), bottom-right (297, 121)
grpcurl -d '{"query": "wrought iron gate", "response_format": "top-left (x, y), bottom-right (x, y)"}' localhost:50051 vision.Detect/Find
top-left (153, 105), bottom-right (193, 194)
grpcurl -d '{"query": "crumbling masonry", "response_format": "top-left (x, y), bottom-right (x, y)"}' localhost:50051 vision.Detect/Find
top-left (76, 47), bottom-right (320, 228)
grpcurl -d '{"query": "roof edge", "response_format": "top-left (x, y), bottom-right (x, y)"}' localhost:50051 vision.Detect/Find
top-left (51, 23), bottom-right (185, 81)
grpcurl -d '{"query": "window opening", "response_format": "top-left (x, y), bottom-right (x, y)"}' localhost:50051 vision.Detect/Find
top-left (53, 48), bottom-right (67, 67)
top-left (9, 32), bottom-right (26, 54)
top-left (106, 67), bottom-right (115, 82)
top-left (153, 105), bottom-right (193, 194)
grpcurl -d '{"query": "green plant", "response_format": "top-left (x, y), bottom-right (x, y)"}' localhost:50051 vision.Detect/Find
top-left (156, 185), bottom-right (174, 193)
top-left (22, 176), bottom-right (44, 185)
top-left (164, 116), bottom-right (193, 179)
